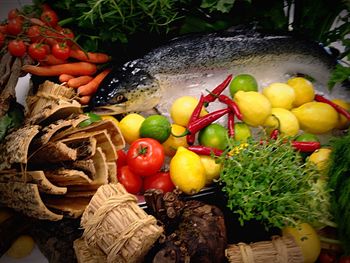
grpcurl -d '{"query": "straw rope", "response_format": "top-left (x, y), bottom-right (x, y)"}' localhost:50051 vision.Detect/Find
top-left (239, 243), bottom-right (255, 263)
top-left (272, 235), bottom-right (288, 263)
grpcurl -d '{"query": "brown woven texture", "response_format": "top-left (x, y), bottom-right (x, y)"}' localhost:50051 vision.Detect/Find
top-left (225, 235), bottom-right (304, 263)
top-left (79, 183), bottom-right (163, 263)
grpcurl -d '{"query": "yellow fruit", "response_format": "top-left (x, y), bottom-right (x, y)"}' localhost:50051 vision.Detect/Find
top-left (234, 122), bottom-right (252, 142)
top-left (234, 91), bottom-right (272, 127)
top-left (331, 98), bottom-right (350, 129)
top-left (264, 108), bottom-right (300, 137)
top-left (6, 235), bottom-right (35, 259)
top-left (282, 223), bottom-right (321, 263)
top-left (119, 113), bottom-right (145, 144)
top-left (287, 77), bottom-right (315, 107)
top-left (308, 148), bottom-right (332, 174)
top-left (262, 82), bottom-right (295, 109)
top-left (101, 115), bottom-right (120, 126)
top-left (291, 102), bottom-right (338, 134)
top-left (170, 96), bottom-right (208, 127)
top-left (170, 146), bottom-right (206, 195)
top-left (162, 124), bottom-right (189, 156)
top-left (199, 155), bottom-right (222, 185)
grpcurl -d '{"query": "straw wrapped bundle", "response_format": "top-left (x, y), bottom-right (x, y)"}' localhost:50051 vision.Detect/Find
top-left (225, 235), bottom-right (304, 263)
top-left (79, 183), bottom-right (163, 263)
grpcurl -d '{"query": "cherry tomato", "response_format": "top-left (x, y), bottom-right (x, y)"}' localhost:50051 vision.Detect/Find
top-left (0, 32), bottom-right (5, 47)
top-left (0, 24), bottom-right (7, 34)
top-left (8, 9), bottom-right (20, 20)
top-left (40, 10), bottom-right (59, 27)
top-left (117, 166), bottom-right (142, 194)
top-left (7, 18), bottom-right (23, 35)
top-left (143, 171), bottom-right (175, 193)
top-left (59, 28), bottom-right (74, 45)
top-left (117, 150), bottom-right (128, 170)
top-left (8, 40), bottom-right (26, 57)
top-left (27, 25), bottom-right (43, 43)
top-left (340, 256), bottom-right (350, 263)
top-left (318, 250), bottom-right (337, 263)
top-left (127, 138), bottom-right (165, 177)
top-left (52, 42), bottom-right (70, 60)
top-left (28, 43), bottom-right (48, 61)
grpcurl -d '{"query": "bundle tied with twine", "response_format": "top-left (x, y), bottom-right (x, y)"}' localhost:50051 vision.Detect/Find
top-left (225, 235), bottom-right (304, 263)
top-left (79, 183), bottom-right (163, 263)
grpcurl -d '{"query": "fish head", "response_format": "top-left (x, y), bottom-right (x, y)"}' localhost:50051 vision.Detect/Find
top-left (90, 61), bottom-right (161, 115)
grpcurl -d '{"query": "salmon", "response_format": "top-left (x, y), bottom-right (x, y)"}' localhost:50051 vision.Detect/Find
top-left (90, 29), bottom-right (348, 116)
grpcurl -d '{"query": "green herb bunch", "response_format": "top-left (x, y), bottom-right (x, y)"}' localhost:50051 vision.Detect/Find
top-left (217, 138), bottom-right (333, 230)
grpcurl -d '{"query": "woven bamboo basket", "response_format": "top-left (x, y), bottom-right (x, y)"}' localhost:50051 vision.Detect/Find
top-left (225, 235), bottom-right (304, 263)
top-left (80, 183), bottom-right (163, 263)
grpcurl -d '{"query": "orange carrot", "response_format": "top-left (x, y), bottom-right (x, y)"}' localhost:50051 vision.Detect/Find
top-left (22, 62), bottom-right (97, 77)
top-left (69, 49), bottom-right (110, 64)
top-left (42, 54), bottom-right (67, 65)
top-left (79, 95), bottom-right (92, 105)
top-left (78, 69), bottom-right (111, 96)
top-left (59, 74), bottom-right (74, 83)
top-left (67, 75), bottom-right (93, 88)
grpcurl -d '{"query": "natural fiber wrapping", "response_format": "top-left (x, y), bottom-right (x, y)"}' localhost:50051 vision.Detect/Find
top-left (80, 183), bottom-right (163, 263)
top-left (225, 235), bottom-right (304, 263)
top-left (73, 238), bottom-right (106, 263)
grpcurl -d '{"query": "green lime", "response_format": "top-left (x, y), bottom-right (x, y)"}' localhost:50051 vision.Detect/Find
top-left (295, 133), bottom-right (320, 142)
top-left (229, 74), bottom-right (258, 97)
top-left (234, 122), bottom-right (252, 142)
top-left (198, 123), bottom-right (228, 150)
top-left (140, 115), bottom-right (171, 143)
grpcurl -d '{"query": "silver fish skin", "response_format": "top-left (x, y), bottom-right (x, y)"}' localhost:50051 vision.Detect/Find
top-left (91, 30), bottom-right (347, 116)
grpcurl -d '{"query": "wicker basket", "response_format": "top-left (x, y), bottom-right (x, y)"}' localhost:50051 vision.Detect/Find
top-left (225, 235), bottom-right (304, 263)
top-left (79, 183), bottom-right (163, 263)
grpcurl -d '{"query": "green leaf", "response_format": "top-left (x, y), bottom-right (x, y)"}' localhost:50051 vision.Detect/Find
top-left (328, 64), bottom-right (350, 90)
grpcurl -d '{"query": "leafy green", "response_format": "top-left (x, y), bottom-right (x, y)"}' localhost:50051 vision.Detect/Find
top-left (328, 64), bottom-right (350, 90)
top-left (217, 138), bottom-right (333, 230)
top-left (328, 131), bottom-right (350, 254)
top-left (0, 103), bottom-right (24, 142)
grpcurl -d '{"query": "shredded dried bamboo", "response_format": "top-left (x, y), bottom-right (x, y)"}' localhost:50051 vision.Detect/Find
top-left (225, 235), bottom-right (304, 263)
top-left (80, 183), bottom-right (163, 263)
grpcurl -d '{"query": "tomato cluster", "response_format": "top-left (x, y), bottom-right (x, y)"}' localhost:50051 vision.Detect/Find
top-left (116, 138), bottom-right (175, 195)
top-left (0, 5), bottom-right (75, 62)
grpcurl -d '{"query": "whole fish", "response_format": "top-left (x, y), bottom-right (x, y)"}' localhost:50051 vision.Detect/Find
top-left (91, 29), bottom-right (347, 116)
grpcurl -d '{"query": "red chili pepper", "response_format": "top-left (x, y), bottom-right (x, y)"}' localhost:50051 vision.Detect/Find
top-left (291, 141), bottom-right (321, 152)
top-left (315, 94), bottom-right (350, 120)
top-left (187, 94), bottom-right (205, 145)
top-left (203, 74), bottom-right (233, 104)
top-left (188, 145), bottom-right (223, 156)
top-left (228, 111), bottom-right (235, 137)
top-left (270, 129), bottom-right (279, 140)
top-left (188, 107), bottom-right (230, 134)
top-left (218, 94), bottom-right (243, 120)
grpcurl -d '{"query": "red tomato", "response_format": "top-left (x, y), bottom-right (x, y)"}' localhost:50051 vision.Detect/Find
top-left (143, 171), bottom-right (175, 193)
top-left (127, 138), bottom-right (165, 177)
top-left (52, 42), bottom-right (70, 60)
top-left (28, 43), bottom-right (48, 61)
top-left (117, 150), bottom-right (128, 170)
top-left (0, 32), bottom-right (5, 47)
top-left (8, 40), bottom-right (26, 57)
top-left (27, 25), bottom-right (43, 43)
top-left (340, 256), bottom-right (350, 263)
top-left (8, 9), bottom-right (20, 20)
top-left (0, 24), bottom-right (7, 34)
top-left (40, 10), bottom-right (59, 27)
top-left (117, 166), bottom-right (142, 194)
top-left (59, 28), bottom-right (74, 45)
top-left (318, 251), bottom-right (337, 263)
top-left (7, 18), bottom-right (23, 35)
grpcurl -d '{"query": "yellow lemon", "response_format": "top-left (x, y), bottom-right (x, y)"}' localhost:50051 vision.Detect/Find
top-left (101, 115), bottom-right (120, 126)
top-left (234, 122), bottom-right (252, 142)
top-left (263, 108), bottom-right (300, 137)
top-left (170, 96), bottom-right (208, 127)
top-left (308, 148), bottom-right (332, 175)
top-left (291, 102), bottom-right (338, 134)
top-left (118, 113), bottom-right (145, 144)
top-left (199, 155), bottom-right (222, 185)
top-left (234, 91), bottom-right (272, 127)
top-left (287, 77), bottom-right (315, 107)
top-left (331, 98), bottom-right (350, 129)
top-left (282, 223), bottom-right (321, 263)
top-left (6, 235), bottom-right (35, 259)
top-left (170, 146), bottom-right (206, 195)
top-left (162, 124), bottom-right (189, 156)
top-left (262, 82), bottom-right (295, 109)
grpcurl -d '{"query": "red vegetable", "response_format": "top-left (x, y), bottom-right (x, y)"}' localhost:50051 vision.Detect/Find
top-left (26, 25), bottom-right (43, 43)
top-left (203, 74), bottom-right (233, 104)
top-left (186, 94), bottom-right (205, 145)
top-left (143, 171), bottom-right (175, 193)
top-left (8, 39), bottom-right (26, 57)
top-left (116, 149), bottom-right (127, 171)
top-left (339, 256), bottom-right (350, 263)
top-left (291, 141), bottom-right (321, 152)
top-left (28, 43), bottom-right (48, 61)
top-left (188, 145), bottom-right (223, 156)
top-left (127, 138), bottom-right (165, 177)
top-left (7, 18), bottom-right (23, 35)
top-left (117, 166), bottom-right (142, 195)
top-left (227, 111), bottom-right (235, 137)
top-left (315, 94), bottom-right (350, 120)
top-left (41, 9), bottom-right (59, 27)
top-left (218, 94), bottom-right (243, 120)
top-left (270, 129), bottom-right (279, 140)
top-left (52, 42), bottom-right (71, 60)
